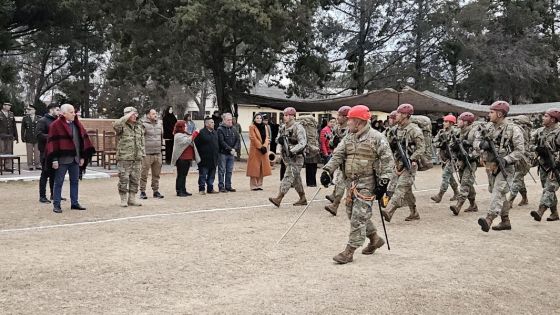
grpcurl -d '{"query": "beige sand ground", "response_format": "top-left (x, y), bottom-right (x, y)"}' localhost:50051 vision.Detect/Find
top-left (0, 166), bottom-right (558, 314)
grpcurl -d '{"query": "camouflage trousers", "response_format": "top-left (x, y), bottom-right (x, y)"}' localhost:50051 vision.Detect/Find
top-left (510, 161), bottom-right (531, 198)
top-left (118, 160), bottom-right (142, 194)
top-left (487, 165), bottom-right (515, 216)
top-left (539, 168), bottom-right (559, 209)
top-left (439, 161), bottom-right (458, 192)
top-left (456, 162), bottom-right (477, 202)
top-left (346, 186), bottom-right (376, 248)
top-left (279, 155), bottom-right (304, 195)
top-left (329, 168), bottom-right (346, 202)
top-left (387, 166), bottom-right (417, 209)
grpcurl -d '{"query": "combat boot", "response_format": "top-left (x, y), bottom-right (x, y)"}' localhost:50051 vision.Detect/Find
top-left (127, 194), bottom-right (142, 207)
top-left (268, 192), bottom-right (285, 208)
top-left (464, 198), bottom-right (478, 212)
top-left (450, 186), bottom-right (459, 201)
top-left (325, 194), bottom-right (335, 203)
top-left (518, 191), bottom-right (528, 206)
top-left (430, 190), bottom-right (445, 203)
top-left (450, 199), bottom-right (465, 216)
top-left (547, 205), bottom-right (559, 221)
top-left (324, 197), bottom-right (340, 216)
top-left (362, 232), bottom-right (385, 255)
top-left (508, 194), bottom-right (516, 206)
top-left (478, 214), bottom-right (497, 232)
top-left (405, 206), bottom-right (420, 221)
top-left (381, 206), bottom-right (397, 222)
top-left (530, 205), bottom-right (547, 222)
top-left (293, 192), bottom-right (307, 206)
top-left (333, 244), bottom-right (356, 264)
top-left (492, 215), bottom-right (511, 231)
top-left (120, 194), bottom-right (128, 207)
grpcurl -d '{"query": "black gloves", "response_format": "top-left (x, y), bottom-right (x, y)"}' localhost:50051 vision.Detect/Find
top-left (320, 171), bottom-right (332, 187)
top-left (278, 137), bottom-right (285, 146)
top-left (374, 178), bottom-right (389, 200)
top-left (259, 146), bottom-right (267, 154)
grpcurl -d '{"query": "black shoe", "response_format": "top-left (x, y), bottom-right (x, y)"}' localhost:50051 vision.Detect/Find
top-left (184, 191), bottom-right (192, 196)
top-left (71, 204), bottom-right (86, 210)
top-left (153, 191), bottom-right (164, 199)
top-left (177, 192), bottom-right (189, 197)
top-left (139, 192), bottom-right (148, 199)
top-left (226, 188), bottom-right (236, 192)
top-left (219, 188), bottom-right (227, 193)
top-left (39, 197), bottom-right (51, 204)
top-left (53, 207), bottom-right (62, 213)
top-left (307, 184), bottom-right (317, 187)
top-left (50, 196), bottom-right (67, 201)
top-left (251, 188), bottom-right (260, 191)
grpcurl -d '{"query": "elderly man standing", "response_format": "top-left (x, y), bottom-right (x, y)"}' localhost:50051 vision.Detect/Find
top-left (139, 109), bottom-right (164, 200)
top-left (195, 117), bottom-right (220, 194)
top-left (113, 106), bottom-right (145, 207)
top-left (0, 102), bottom-right (18, 171)
top-left (217, 113), bottom-right (240, 193)
top-left (45, 104), bottom-right (95, 213)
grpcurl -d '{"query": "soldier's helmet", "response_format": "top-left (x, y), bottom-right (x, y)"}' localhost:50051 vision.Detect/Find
top-left (545, 108), bottom-right (560, 122)
top-left (283, 107), bottom-right (297, 116)
top-left (388, 110), bottom-right (397, 119)
top-left (347, 105), bottom-right (371, 121)
top-left (337, 106), bottom-right (351, 116)
top-left (443, 114), bottom-right (456, 124)
top-left (396, 103), bottom-right (414, 115)
top-left (458, 112), bottom-right (476, 123)
top-left (489, 101), bottom-right (510, 114)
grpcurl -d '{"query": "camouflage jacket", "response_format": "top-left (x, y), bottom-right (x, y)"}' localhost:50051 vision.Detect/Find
top-left (479, 118), bottom-right (524, 165)
top-left (113, 116), bottom-right (145, 161)
top-left (324, 124), bottom-right (394, 189)
top-left (433, 126), bottom-right (458, 161)
top-left (329, 122), bottom-right (347, 149)
top-left (532, 124), bottom-right (560, 170)
top-left (277, 121), bottom-right (307, 156)
top-left (393, 121), bottom-right (425, 168)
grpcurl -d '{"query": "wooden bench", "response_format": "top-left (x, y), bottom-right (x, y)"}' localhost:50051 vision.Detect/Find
top-left (0, 154), bottom-right (21, 175)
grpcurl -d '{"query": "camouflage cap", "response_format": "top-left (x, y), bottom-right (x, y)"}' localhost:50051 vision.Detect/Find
top-left (124, 106), bottom-right (138, 115)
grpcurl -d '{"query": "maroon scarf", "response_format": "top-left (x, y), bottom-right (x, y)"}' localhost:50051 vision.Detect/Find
top-left (45, 116), bottom-right (95, 171)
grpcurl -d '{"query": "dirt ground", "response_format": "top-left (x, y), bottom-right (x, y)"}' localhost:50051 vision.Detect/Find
top-left (0, 165), bottom-right (559, 314)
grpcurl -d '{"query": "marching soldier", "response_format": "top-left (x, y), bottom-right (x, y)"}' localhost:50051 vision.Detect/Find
top-left (530, 108), bottom-right (560, 222)
top-left (113, 106), bottom-right (145, 207)
top-left (449, 112), bottom-right (480, 215)
top-left (477, 101), bottom-right (525, 232)
top-left (321, 105), bottom-right (394, 264)
top-left (508, 115), bottom-right (532, 207)
top-left (324, 105), bottom-right (351, 215)
top-left (382, 104), bottom-right (425, 222)
top-left (269, 107), bottom-right (307, 207)
top-left (431, 114), bottom-right (459, 203)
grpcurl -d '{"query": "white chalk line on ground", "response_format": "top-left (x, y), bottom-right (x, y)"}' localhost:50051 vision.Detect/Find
top-left (0, 182), bottom-right (521, 234)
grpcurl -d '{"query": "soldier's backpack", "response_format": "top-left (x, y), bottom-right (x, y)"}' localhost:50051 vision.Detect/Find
top-left (410, 115), bottom-right (434, 171)
top-left (296, 115), bottom-right (320, 157)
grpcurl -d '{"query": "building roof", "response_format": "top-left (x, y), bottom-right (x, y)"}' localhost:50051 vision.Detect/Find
top-left (236, 86), bottom-right (559, 115)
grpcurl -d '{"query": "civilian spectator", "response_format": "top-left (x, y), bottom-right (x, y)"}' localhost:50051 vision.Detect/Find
top-left (113, 107), bottom-right (145, 207)
top-left (36, 103), bottom-right (60, 203)
top-left (140, 109), bottom-right (164, 199)
top-left (217, 113), bottom-right (240, 192)
top-left (183, 113), bottom-right (197, 134)
top-left (194, 117), bottom-right (219, 194)
top-left (171, 120), bottom-right (200, 197)
top-left (45, 104), bottom-right (95, 213)
top-left (320, 118), bottom-right (335, 164)
top-left (162, 106), bottom-right (177, 164)
top-left (211, 110), bottom-right (222, 128)
top-left (232, 116), bottom-right (242, 161)
top-left (247, 114), bottom-right (271, 190)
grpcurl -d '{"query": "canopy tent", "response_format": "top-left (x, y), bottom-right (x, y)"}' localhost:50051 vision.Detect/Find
top-left (236, 86), bottom-right (558, 115)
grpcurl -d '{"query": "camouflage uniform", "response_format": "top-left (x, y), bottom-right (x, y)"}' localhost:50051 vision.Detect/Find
top-left (383, 121), bottom-right (425, 221)
top-left (113, 114), bottom-right (145, 201)
top-left (479, 119), bottom-right (525, 227)
top-left (277, 121), bottom-right (307, 196)
top-left (509, 116), bottom-right (533, 204)
top-left (531, 124), bottom-right (560, 221)
top-left (383, 126), bottom-right (398, 195)
top-left (324, 122), bottom-right (348, 215)
top-left (432, 127), bottom-right (459, 200)
top-left (324, 124), bottom-right (394, 248)
top-left (449, 123), bottom-right (480, 214)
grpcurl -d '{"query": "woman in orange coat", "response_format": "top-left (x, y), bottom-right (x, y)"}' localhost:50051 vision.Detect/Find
top-left (246, 114), bottom-right (272, 190)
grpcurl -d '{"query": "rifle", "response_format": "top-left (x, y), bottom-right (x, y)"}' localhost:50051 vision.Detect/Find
top-left (452, 135), bottom-right (478, 185)
top-left (442, 134), bottom-right (460, 185)
top-left (393, 138), bottom-right (417, 190)
top-left (536, 144), bottom-right (560, 184)
top-left (481, 130), bottom-right (512, 192)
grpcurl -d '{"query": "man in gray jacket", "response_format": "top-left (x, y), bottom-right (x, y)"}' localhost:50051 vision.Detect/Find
top-left (140, 109), bottom-right (164, 199)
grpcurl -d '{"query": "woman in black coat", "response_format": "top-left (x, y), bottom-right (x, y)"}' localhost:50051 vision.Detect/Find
top-left (162, 106), bottom-right (177, 164)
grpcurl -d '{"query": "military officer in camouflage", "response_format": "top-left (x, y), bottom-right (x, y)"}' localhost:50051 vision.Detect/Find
top-left (449, 112), bottom-right (480, 215)
top-left (324, 105), bottom-right (351, 216)
top-left (477, 101), bottom-right (525, 232)
top-left (321, 105), bottom-right (394, 264)
top-left (431, 114), bottom-right (459, 203)
top-left (269, 107), bottom-right (307, 207)
top-left (113, 106), bottom-right (145, 207)
top-left (530, 108), bottom-right (560, 222)
top-left (382, 104), bottom-right (425, 222)
top-left (508, 115), bottom-right (533, 207)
